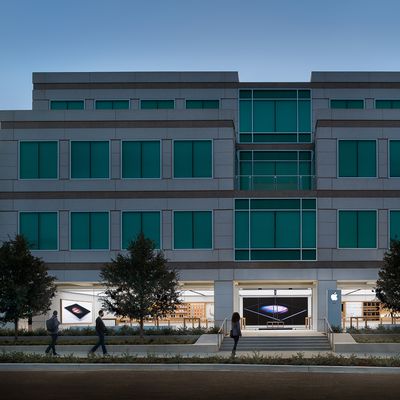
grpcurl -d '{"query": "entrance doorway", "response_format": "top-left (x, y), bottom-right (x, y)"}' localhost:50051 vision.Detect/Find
top-left (239, 288), bottom-right (312, 330)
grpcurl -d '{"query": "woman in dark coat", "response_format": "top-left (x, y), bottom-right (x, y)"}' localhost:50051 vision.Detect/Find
top-left (231, 312), bottom-right (242, 357)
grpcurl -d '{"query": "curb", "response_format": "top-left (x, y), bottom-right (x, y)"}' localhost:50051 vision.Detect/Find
top-left (0, 363), bottom-right (399, 374)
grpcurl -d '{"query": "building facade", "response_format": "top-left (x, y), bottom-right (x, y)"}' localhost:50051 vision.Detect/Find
top-left (1, 71), bottom-right (399, 330)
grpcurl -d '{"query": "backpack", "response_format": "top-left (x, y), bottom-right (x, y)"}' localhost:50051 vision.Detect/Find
top-left (46, 317), bottom-right (55, 332)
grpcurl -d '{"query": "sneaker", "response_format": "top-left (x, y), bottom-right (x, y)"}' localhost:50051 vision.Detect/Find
top-left (103, 353), bottom-right (110, 357)
top-left (88, 351), bottom-right (94, 357)
top-left (53, 353), bottom-right (60, 356)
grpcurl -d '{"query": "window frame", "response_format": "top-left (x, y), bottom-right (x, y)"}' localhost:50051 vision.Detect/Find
top-left (18, 140), bottom-right (59, 180)
top-left (375, 99), bottom-right (400, 109)
top-left (185, 99), bottom-right (220, 109)
top-left (234, 198), bottom-right (317, 262)
top-left (140, 99), bottom-right (175, 110)
top-left (238, 88), bottom-right (312, 144)
top-left (120, 140), bottom-right (162, 180)
top-left (172, 210), bottom-right (213, 250)
top-left (172, 139), bottom-right (213, 179)
top-left (18, 211), bottom-right (59, 251)
top-left (388, 139), bottom-right (400, 178)
top-left (69, 211), bottom-right (110, 251)
top-left (237, 149), bottom-right (314, 190)
top-left (330, 99), bottom-right (365, 109)
top-left (50, 100), bottom-right (85, 110)
top-left (69, 140), bottom-right (111, 180)
top-left (388, 209), bottom-right (400, 245)
top-left (337, 209), bottom-right (378, 249)
top-left (336, 139), bottom-right (378, 178)
top-left (120, 210), bottom-right (162, 250)
top-left (95, 99), bottom-right (130, 110)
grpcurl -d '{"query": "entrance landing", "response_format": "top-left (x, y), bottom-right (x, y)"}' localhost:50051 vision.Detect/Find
top-left (242, 329), bottom-right (324, 337)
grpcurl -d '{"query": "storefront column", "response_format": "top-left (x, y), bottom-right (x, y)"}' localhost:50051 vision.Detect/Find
top-left (316, 280), bottom-right (337, 332)
top-left (214, 280), bottom-right (234, 328)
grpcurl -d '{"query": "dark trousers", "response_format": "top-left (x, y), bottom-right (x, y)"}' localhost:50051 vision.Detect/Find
top-left (90, 333), bottom-right (107, 354)
top-left (45, 334), bottom-right (58, 355)
top-left (232, 335), bottom-right (240, 352)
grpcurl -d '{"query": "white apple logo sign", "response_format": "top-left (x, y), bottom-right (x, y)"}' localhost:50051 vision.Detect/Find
top-left (330, 292), bottom-right (338, 302)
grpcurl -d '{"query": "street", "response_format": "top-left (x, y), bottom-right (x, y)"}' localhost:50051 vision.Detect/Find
top-left (1, 370), bottom-right (400, 400)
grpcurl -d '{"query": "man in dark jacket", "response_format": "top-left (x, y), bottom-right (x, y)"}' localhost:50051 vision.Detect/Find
top-left (45, 310), bottom-right (60, 356)
top-left (88, 310), bottom-right (108, 356)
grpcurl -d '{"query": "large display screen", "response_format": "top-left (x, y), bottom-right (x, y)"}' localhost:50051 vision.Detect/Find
top-left (61, 300), bottom-right (93, 324)
top-left (243, 297), bottom-right (308, 326)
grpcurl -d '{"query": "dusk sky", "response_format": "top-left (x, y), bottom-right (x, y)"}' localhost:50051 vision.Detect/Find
top-left (1, 0), bottom-right (400, 109)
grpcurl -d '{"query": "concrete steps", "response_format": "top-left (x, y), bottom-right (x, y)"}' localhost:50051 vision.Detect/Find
top-left (220, 335), bottom-right (331, 352)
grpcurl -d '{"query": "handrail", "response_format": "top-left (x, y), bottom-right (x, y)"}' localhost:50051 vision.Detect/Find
top-left (323, 317), bottom-right (335, 351)
top-left (217, 318), bottom-right (228, 349)
top-left (236, 174), bottom-right (315, 191)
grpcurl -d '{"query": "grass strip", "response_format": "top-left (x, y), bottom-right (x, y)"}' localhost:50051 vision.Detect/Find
top-left (1, 352), bottom-right (400, 367)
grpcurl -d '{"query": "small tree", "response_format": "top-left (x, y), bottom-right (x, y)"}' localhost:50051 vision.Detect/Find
top-left (100, 233), bottom-right (181, 337)
top-left (0, 235), bottom-right (57, 339)
top-left (376, 239), bottom-right (400, 322)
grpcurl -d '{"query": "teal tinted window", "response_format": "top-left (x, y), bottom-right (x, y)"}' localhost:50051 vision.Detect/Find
top-left (174, 141), bottom-right (212, 178)
top-left (96, 100), bottom-right (129, 110)
top-left (339, 211), bottom-right (376, 248)
top-left (71, 212), bottom-right (109, 250)
top-left (376, 100), bottom-right (400, 109)
top-left (19, 212), bottom-right (58, 250)
top-left (390, 141), bottom-right (400, 177)
top-left (338, 140), bottom-right (376, 177)
top-left (238, 150), bottom-right (314, 190)
top-left (20, 142), bottom-right (58, 179)
top-left (122, 141), bottom-right (160, 178)
top-left (141, 100), bottom-right (174, 109)
top-left (174, 211), bottom-right (212, 249)
top-left (186, 100), bottom-right (219, 109)
top-left (390, 211), bottom-right (400, 241)
top-left (330, 100), bottom-right (364, 109)
top-left (239, 90), bottom-right (311, 143)
top-left (50, 101), bottom-right (84, 110)
top-left (122, 211), bottom-right (160, 249)
top-left (235, 199), bottom-right (316, 260)
top-left (71, 141), bottom-right (109, 178)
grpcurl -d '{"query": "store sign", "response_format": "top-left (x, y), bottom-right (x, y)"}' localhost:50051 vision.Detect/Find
top-left (327, 289), bottom-right (342, 328)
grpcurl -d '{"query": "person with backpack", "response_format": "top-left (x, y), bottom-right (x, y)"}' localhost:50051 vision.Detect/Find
top-left (45, 310), bottom-right (60, 356)
top-left (88, 310), bottom-right (108, 356)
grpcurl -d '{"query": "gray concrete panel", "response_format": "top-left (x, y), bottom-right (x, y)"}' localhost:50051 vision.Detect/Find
top-left (59, 211), bottom-right (69, 251)
top-left (0, 211), bottom-right (18, 242)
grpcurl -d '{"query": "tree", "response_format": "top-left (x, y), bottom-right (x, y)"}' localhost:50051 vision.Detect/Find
top-left (376, 239), bottom-right (400, 321)
top-left (0, 235), bottom-right (57, 339)
top-left (100, 233), bottom-right (181, 337)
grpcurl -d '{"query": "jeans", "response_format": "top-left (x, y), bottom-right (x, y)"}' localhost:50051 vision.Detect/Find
top-left (45, 334), bottom-right (58, 355)
top-left (232, 335), bottom-right (240, 352)
top-left (90, 333), bottom-right (107, 354)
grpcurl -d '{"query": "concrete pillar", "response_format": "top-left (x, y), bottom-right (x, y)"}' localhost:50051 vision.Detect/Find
top-left (214, 280), bottom-right (234, 328)
top-left (316, 280), bottom-right (337, 331)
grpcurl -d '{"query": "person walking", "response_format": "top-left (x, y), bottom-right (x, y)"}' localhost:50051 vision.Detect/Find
top-left (230, 312), bottom-right (242, 357)
top-left (88, 310), bottom-right (108, 356)
top-left (45, 310), bottom-right (60, 356)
